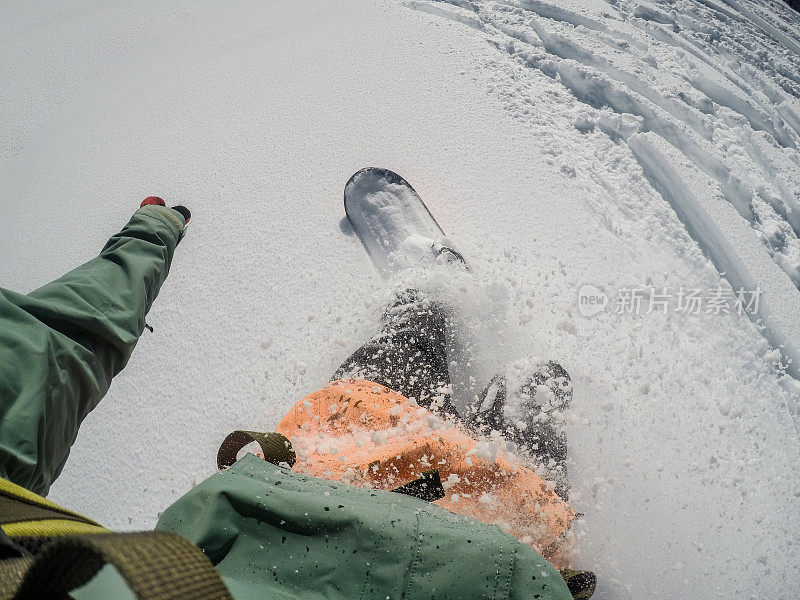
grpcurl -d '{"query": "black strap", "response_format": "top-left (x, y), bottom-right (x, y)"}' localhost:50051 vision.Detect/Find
top-left (0, 530), bottom-right (30, 561)
top-left (217, 431), bottom-right (296, 470)
top-left (391, 469), bottom-right (446, 502)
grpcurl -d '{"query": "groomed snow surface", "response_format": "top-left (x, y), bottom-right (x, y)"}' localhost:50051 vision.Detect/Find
top-left (2, 1), bottom-right (799, 598)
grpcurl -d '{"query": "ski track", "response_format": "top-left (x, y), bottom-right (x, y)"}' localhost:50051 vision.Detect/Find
top-left (408, 0), bottom-right (800, 393)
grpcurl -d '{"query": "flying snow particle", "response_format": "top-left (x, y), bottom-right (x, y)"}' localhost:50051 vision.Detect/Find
top-left (467, 441), bottom-right (501, 462)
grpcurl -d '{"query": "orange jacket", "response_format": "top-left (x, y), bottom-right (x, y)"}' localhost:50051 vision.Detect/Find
top-left (276, 379), bottom-right (575, 565)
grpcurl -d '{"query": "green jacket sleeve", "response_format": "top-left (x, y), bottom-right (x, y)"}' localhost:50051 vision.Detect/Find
top-left (0, 205), bottom-right (185, 495)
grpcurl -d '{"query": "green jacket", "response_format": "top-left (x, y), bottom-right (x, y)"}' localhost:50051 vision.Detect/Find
top-left (0, 205), bottom-right (185, 496)
top-left (0, 207), bottom-right (571, 600)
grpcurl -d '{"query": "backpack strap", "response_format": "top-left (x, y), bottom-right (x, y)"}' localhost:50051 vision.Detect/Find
top-left (0, 478), bottom-right (105, 537)
top-left (391, 469), bottom-right (446, 502)
top-left (217, 431), bottom-right (296, 469)
top-left (217, 431), bottom-right (446, 504)
top-left (0, 531), bottom-right (233, 600)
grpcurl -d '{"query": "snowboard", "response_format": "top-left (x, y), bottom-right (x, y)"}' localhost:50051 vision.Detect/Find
top-left (344, 167), bottom-right (465, 276)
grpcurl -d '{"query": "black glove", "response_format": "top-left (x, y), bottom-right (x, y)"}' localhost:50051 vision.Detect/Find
top-left (172, 205), bottom-right (191, 224)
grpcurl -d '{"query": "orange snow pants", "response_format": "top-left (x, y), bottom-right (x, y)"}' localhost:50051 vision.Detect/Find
top-left (276, 379), bottom-right (576, 566)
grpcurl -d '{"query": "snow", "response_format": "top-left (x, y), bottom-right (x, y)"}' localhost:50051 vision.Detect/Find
top-left (2, 0), bottom-right (800, 598)
top-left (466, 440), bottom-right (502, 462)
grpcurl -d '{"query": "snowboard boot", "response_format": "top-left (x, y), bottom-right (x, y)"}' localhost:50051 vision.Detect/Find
top-left (466, 360), bottom-right (572, 498)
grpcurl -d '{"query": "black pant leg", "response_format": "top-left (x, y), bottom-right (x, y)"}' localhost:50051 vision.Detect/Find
top-left (332, 290), bottom-right (458, 418)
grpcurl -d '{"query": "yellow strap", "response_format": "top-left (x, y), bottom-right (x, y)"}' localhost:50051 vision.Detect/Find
top-left (2, 520), bottom-right (109, 537)
top-left (0, 478), bottom-right (104, 532)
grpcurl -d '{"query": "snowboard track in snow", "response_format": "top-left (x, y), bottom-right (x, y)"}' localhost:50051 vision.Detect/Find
top-left (408, 0), bottom-right (800, 394)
